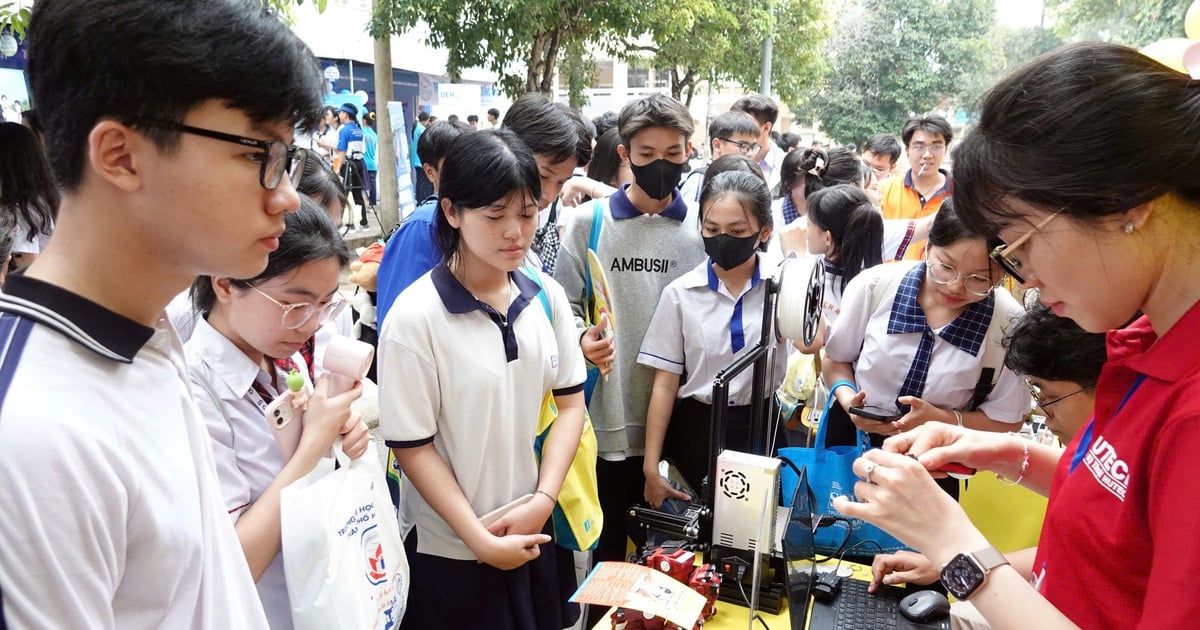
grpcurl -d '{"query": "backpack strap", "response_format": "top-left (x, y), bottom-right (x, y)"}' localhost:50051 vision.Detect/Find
top-left (521, 266), bottom-right (553, 324)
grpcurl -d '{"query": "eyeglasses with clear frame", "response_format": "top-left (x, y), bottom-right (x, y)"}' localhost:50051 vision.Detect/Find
top-left (989, 210), bottom-right (1062, 284)
top-left (1026, 379), bottom-right (1091, 412)
top-left (925, 257), bottom-right (995, 297)
top-left (250, 285), bottom-right (347, 330)
top-left (716, 137), bottom-right (761, 157)
top-left (135, 120), bottom-right (300, 190)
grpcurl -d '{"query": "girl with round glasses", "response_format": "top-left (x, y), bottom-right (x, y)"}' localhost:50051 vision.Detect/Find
top-left (833, 43), bottom-right (1200, 628)
top-left (185, 197), bottom-right (370, 628)
top-left (821, 200), bottom-right (1030, 500)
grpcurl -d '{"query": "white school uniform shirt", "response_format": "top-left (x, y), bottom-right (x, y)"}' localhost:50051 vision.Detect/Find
top-left (377, 263), bottom-right (586, 561)
top-left (0, 275), bottom-right (268, 629)
top-left (185, 317), bottom-right (311, 629)
top-left (824, 261), bottom-right (1028, 422)
top-left (638, 254), bottom-right (789, 405)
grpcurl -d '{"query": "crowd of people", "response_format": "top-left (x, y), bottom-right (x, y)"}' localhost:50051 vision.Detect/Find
top-left (1, 1), bottom-right (1199, 629)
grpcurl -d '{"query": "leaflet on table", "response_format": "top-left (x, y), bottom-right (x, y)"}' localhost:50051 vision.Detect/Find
top-left (570, 561), bottom-right (706, 629)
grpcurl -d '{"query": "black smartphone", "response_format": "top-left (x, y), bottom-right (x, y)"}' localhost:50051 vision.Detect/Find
top-left (849, 405), bottom-right (900, 422)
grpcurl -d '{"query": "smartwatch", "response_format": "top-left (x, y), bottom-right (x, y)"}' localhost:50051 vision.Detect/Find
top-left (939, 546), bottom-right (1009, 600)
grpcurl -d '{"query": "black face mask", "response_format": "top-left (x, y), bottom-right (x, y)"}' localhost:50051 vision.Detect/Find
top-left (704, 233), bottom-right (760, 270)
top-left (629, 158), bottom-right (686, 201)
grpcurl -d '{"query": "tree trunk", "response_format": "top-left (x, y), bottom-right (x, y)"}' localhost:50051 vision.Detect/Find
top-left (526, 33), bottom-right (549, 94)
top-left (670, 67), bottom-right (683, 101)
top-left (372, 0), bottom-right (399, 232)
top-left (538, 30), bottom-right (563, 95)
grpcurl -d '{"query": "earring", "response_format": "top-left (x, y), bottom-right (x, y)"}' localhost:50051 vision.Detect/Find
top-left (1124, 221), bottom-right (1135, 234)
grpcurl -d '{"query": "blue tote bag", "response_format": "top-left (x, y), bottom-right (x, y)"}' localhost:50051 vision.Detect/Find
top-left (778, 383), bottom-right (910, 557)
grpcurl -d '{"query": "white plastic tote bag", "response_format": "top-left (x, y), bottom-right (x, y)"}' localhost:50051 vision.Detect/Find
top-left (281, 441), bottom-right (408, 629)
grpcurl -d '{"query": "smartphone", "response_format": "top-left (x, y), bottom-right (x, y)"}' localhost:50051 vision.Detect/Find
top-left (849, 405), bottom-right (900, 422)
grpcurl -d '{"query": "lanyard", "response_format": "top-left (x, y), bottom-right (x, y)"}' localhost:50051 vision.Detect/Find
top-left (1069, 373), bottom-right (1146, 474)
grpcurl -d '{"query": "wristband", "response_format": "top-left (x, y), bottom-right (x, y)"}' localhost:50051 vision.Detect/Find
top-left (953, 410), bottom-right (964, 428)
top-left (827, 379), bottom-right (858, 397)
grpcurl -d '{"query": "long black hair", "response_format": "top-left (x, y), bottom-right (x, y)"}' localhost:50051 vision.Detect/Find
top-left (952, 42), bottom-right (1200, 235)
top-left (0, 122), bottom-right (59, 241)
top-left (434, 129), bottom-right (541, 260)
top-left (806, 184), bottom-right (882, 291)
top-left (191, 196), bottom-right (350, 315)
top-left (778, 146), bottom-right (862, 200)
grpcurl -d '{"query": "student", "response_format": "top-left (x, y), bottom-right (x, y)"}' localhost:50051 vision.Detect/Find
top-left (843, 44), bottom-right (1200, 628)
top-left (1001, 302), bottom-right (1107, 445)
top-left (771, 145), bottom-right (861, 233)
top-left (0, 122), bottom-right (58, 270)
top-left (376, 120), bottom-right (472, 324)
top-left (0, 0), bottom-right (322, 626)
top-left (187, 198), bottom-right (370, 628)
top-left (530, 103), bottom-right (595, 275)
top-left (731, 93), bottom-right (786, 192)
top-left (486, 107), bottom-right (500, 126)
top-left (553, 94), bottom-right (707, 588)
top-left (467, 114), bottom-right (479, 129)
top-left (315, 106), bottom-right (340, 162)
top-left (639, 171), bottom-right (789, 505)
top-left (378, 129), bottom-right (586, 629)
top-left (801, 184), bottom-right (884, 351)
top-left (295, 147), bottom-right (350, 225)
top-left (879, 115), bottom-right (953, 261)
top-left (861, 133), bottom-right (902, 181)
top-left (412, 110), bottom-right (432, 200)
top-left (822, 201), bottom-right (1029, 499)
top-left (678, 111), bottom-right (762, 204)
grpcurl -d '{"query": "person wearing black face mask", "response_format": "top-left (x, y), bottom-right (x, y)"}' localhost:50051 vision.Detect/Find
top-left (553, 97), bottom-right (708, 612)
top-left (637, 171), bottom-right (792, 508)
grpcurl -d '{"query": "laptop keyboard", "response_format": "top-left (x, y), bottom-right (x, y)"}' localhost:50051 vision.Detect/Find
top-left (828, 578), bottom-right (902, 629)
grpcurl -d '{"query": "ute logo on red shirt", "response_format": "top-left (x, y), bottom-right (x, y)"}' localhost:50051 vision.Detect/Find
top-left (1083, 436), bottom-right (1129, 501)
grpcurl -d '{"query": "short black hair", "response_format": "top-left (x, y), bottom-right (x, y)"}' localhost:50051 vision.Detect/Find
top-left (862, 134), bottom-right (901, 164)
top-left (900, 115), bottom-right (953, 147)
top-left (731, 94), bottom-right (778, 126)
top-left (1003, 303), bottom-right (1107, 388)
top-left (26, 0), bottom-right (323, 191)
top-left (417, 110), bottom-right (430, 122)
top-left (487, 108), bottom-right (500, 118)
top-left (703, 153), bottom-right (764, 183)
top-left (417, 120), bottom-right (472, 169)
top-left (708, 111), bottom-right (760, 143)
top-left (591, 111), bottom-right (618, 138)
top-left (558, 103), bottom-right (595, 167)
top-left (467, 114), bottom-right (479, 123)
top-left (191, 195), bottom-right (350, 316)
top-left (927, 198), bottom-right (996, 256)
top-left (435, 129), bottom-right (541, 259)
top-left (777, 132), bottom-right (801, 152)
top-left (501, 93), bottom-right (577, 165)
top-left (617, 94), bottom-right (694, 149)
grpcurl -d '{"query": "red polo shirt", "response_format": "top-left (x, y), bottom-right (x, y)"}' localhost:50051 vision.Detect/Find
top-left (1032, 299), bottom-right (1200, 628)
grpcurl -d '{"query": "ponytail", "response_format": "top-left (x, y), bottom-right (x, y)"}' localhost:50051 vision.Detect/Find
top-left (807, 184), bottom-right (883, 292)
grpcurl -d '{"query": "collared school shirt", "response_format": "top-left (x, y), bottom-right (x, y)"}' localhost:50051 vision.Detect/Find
top-left (824, 261), bottom-right (1028, 422)
top-left (638, 254), bottom-right (789, 405)
top-left (0, 275), bottom-right (268, 629)
top-left (185, 317), bottom-right (311, 629)
top-left (378, 263), bottom-right (586, 560)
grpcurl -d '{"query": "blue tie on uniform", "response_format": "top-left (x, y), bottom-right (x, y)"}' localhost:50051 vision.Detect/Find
top-left (886, 263), bottom-right (995, 415)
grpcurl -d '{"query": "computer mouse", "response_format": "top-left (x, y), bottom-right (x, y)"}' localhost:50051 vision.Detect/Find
top-left (899, 590), bottom-right (951, 623)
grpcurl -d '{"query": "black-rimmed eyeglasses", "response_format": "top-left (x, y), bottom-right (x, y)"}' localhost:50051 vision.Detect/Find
top-left (135, 120), bottom-right (299, 190)
top-left (716, 137), bottom-right (761, 156)
top-left (1026, 380), bottom-right (1091, 411)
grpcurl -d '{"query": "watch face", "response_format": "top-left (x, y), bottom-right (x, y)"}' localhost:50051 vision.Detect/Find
top-left (942, 554), bottom-right (986, 599)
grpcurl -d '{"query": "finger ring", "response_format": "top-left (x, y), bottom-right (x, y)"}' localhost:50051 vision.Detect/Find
top-left (863, 462), bottom-right (878, 485)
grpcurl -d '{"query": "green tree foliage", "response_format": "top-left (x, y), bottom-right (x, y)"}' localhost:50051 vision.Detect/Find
top-left (957, 24), bottom-right (1063, 115)
top-left (807, 0), bottom-right (993, 147)
top-left (0, 2), bottom-right (31, 40)
top-left (629, 0), bottom-right (825, 107)
top-left (371, 0), bottom-right (644, 97)
top-left (1048, 0), bottom-right (1190, 47)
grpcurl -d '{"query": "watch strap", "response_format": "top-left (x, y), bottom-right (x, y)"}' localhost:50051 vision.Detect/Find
top-left (971, 546), bottom-right (1009, 573)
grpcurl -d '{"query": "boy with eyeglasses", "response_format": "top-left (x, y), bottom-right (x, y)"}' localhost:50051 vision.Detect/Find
top-left (678, 111), bottom-right (762, 204)
top-left (0, 1), bottom-right (322, 627)
top-left (880, 115), bottom-right (955, 260)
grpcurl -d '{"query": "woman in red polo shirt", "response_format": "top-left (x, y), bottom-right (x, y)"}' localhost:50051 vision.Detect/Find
top-left (833, 42), bottom-right (1200, 628)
